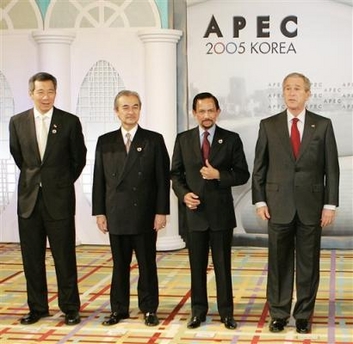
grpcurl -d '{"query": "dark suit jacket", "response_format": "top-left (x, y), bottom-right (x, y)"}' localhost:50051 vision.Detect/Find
top-left (170, 125), bottom-right (250, 231)
top-left (9, 107), bottom-right (87, 219)
top-left (252, 110), bottom-right (340, 225)
top-left (92, 126), bottom-right (170, 235)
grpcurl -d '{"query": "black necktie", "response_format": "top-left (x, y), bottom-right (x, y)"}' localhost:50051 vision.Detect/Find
top-left (291, 118), bottom-right (300, 159)
top-left (202, 131), bottom-right (210, 163)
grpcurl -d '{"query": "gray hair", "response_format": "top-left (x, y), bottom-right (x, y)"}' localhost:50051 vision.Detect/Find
top-left (114, 90), bottom-right (141, 109)
top-left (282, 72), bottom-right (311, 92)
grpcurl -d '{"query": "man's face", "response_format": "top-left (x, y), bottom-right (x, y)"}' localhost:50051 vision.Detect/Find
top-left (30, 80), bottom-right (56, 114)
top-left (115, 95), bottom-right (141, 130)
top-left (283, 76), bottom-right (311, 114)
top-left (193, 98), bottom-right (220, 129)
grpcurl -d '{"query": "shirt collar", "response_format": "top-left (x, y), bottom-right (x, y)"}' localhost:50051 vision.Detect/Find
top-left (198, 125), bottom-right (216, 138)
top-left (33, 107), bottom-right (53, 120)
top-left (121, 125), bottom-right (138, 140)
top-left (287, 109), bottom-right (306, 123)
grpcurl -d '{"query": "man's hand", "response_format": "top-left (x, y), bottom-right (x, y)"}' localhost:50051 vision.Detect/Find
top-left (96, 215), bottom-right (108, 234)
top-left (321, 209), bottom-right (335, 227)
top-left (184, 192), bottom-right (201, 210)
top-left (200, 159), bottom-right (220, 180)
top-left (154, 214), bottom-right (167, 232)
top-left (256, 206), bottom-right (271, 221)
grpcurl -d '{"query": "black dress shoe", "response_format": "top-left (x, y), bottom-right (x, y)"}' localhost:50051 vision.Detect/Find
top-left (65, 311), bottom-right (81, 325)
top-left (296, 319), bottom-right (310, 334)
top-left (102, 312), bottom-right (129, 326)
top-left (269, 318), bottom-right (288, 332)
top-left (144, 312), bottom-right (159, 326)
top-left (187, 315), bottom-right (206, 329)
top-left (20, 311), bottom-right (50, 325)
top-left (221, 316), bottom-right (237, 330)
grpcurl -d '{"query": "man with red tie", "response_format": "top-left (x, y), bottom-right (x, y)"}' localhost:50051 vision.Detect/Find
top-left (171, 92), bottom-right (250, 329)
top-left (252, 72), bottom-right (340, 334)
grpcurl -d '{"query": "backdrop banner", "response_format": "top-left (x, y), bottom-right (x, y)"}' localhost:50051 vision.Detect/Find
top-left (186, 0), bottom-right (353, 248)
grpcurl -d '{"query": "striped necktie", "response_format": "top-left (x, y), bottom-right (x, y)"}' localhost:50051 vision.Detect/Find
top-left (125, 132), bottom-right (131, 153)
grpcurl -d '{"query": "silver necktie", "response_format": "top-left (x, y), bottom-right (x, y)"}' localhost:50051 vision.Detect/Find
top-left (125, 132), bottom-right (131, 153)
top-left (38, 116), bottom-right (48, 160)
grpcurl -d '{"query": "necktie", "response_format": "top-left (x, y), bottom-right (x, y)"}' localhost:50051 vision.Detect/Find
top-left (125, 132), bottom-right (131, 153)
top-left (291, 118), bottom-right (300, 159)
top-left (38, 116), bottom-right (48, 160)
top-left (201, 131), bottom-right (210, 163)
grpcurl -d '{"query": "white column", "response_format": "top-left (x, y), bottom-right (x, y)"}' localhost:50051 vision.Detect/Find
top-left (32, 30), bottom-right (85, 246)
top-left (32, 30), bottom-right (76, 111)
top-left (138, 29), bottom-right (185, 251)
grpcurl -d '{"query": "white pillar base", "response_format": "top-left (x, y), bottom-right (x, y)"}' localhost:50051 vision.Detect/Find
top-left (156, 232), bottom-right (185, 251)
top-left (138, 29), bottom-right (185, 251)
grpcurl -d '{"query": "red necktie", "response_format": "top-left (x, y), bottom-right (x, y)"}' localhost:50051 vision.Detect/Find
top-left (202, 131), bottom-right (210, 163)
top-left (291, 118), bottom-right (300, 159)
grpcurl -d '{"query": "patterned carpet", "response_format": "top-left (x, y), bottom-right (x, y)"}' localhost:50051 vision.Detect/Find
top-left (0, 243), bottom-right (352, 344)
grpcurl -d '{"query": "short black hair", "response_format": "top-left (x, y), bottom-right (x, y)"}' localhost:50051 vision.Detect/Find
top-left (192, 92), bottom-right (220, 111)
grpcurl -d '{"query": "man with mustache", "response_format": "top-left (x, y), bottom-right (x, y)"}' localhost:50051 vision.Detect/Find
top-left (171, 92), bottom-right (250, 329)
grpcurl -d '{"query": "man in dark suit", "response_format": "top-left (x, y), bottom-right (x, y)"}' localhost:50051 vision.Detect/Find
top-left (92, 90), bottom-right (170, 327)
top-left (252, 72), bottom-right (340, 334)
top-left (170, 92), bottom-right (250, 329)
top-left (9, 72), bottom-right (87, 325)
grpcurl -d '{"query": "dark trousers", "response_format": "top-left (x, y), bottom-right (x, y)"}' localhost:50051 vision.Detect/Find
top-left (109, 231), bottom-right (158, 315)
top-left (267, 214), bottom-right (321, 320)
top-left (187, 228), bottom-right (234, 318)
top-left (18, 190), bottom-right (80, 314)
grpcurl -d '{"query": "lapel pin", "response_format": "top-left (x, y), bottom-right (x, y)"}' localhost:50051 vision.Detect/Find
top-left (52, 129), bottom-right (57, 134)
top-left (137, 147), bottom-right (142, 152)
top-left (311, 124), bottom-right (315, 128)
top-left (218, 139), bottom-right (223, 144)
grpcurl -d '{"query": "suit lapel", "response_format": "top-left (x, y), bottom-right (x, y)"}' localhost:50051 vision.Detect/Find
top-left (298, 111), bottom-right (316, 160)
top-left (117, 127), bottom-right (147, 185)
top-left (41, 108), bottom-right (61, 163)
top-left (191, 127), bottom-right (203, 164)
top-left (209, 126), bottom-right (224, 162)
top-left (25, 109), bottom-right (42, 163)
top-left (275, 111), bottom-right (294, 160)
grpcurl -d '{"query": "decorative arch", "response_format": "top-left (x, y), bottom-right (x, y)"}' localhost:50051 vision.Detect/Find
top-left (0, 0), bottom-right (42, 30)
top-left (45, 0), bottom-right (161, 29)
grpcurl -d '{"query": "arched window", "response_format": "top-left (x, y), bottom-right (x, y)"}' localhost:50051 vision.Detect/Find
top-left (76, 60), bottom-right (125, 204)
top-left (0, 72), bottom-right (17, 213)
